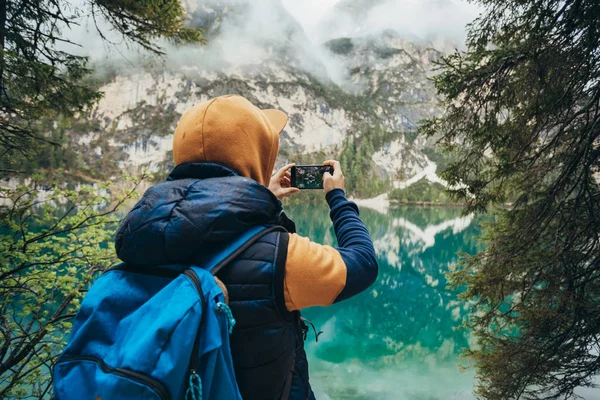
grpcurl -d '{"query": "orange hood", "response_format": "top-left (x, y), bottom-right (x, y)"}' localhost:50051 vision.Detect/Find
top-left (172, 95), bottom-right (288, 186)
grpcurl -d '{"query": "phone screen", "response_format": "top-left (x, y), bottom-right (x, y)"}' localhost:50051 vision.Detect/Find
top-left (291, 165), bottom-right (334, 189)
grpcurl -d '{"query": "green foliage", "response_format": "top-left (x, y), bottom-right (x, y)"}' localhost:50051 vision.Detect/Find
top-left (389, 178), bottom-right (451, 204)
top-left (0, 175), bottom-right (145, 398)
top-left (404, 130), bottom-right (419, 145)
top-left (421, 147), bottom-right (455, 173)
top-left (92, 0), bottom-right (204, 53)
top-left (0, 116), bottom-right (83, 181)
top-left (422, 0), bottom-right (600, 398)
top-left (118, 101), bottom-right (181, 143)
top-left (339, 124), bottom-right (397, 198)
top-left (293, 76), bottom-right (368, 113)
top-left (325, 38), bottom-right (354, 55)
top-left (1, 0), bottom-right (204, 163)
top-left (374, 46), bottom-right (402, 59)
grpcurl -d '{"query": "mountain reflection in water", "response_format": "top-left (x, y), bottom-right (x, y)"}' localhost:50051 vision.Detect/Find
top-left (284, 203), bottom-right (483, 400)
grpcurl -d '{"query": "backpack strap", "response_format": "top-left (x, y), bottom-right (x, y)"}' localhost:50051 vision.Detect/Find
top-left (186, 224), bottom-right (287, 397)
top-left (198, 225), bottom-right (288, 276)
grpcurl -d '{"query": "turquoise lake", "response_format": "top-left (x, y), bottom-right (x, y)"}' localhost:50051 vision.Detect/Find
top-left (284, 203), bottom-right (482, 400)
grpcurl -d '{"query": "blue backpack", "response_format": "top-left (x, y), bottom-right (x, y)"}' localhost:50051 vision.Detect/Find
top-left (53, 225), bottom-right (278, 400)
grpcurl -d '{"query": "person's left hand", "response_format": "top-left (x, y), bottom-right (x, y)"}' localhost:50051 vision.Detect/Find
top-left (269, 163), bottom-right (301, 199)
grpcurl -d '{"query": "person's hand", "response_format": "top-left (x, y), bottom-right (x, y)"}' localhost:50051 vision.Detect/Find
top-left (269, 163), bottom-right (301, 199)
top-left (323, 160), bottom-right (345, 195)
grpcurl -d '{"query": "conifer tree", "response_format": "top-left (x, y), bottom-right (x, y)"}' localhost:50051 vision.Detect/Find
top-left (0, 1), bottom-right (203, 396)
top-left (424, 0), bottom-right (600, 398)
top-left (0, 0), bottom-right (204, 165)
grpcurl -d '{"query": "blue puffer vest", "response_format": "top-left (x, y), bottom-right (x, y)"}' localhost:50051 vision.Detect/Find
top-left (115, 162), bottom-right (315, 400)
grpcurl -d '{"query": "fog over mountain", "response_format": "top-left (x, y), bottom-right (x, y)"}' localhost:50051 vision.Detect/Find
top-left (72, 0), bottom-right (479, 82)
top-left (53, 0), bottom-right (480, 195)
top-left (286, 0), bottom-right (479, 48)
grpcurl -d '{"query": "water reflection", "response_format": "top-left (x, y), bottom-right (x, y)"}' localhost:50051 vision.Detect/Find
top-left (284, 203), bottom-right (483, 400)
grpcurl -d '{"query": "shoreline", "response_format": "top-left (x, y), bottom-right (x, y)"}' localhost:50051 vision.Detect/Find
top-left (389, 200), bottom-right (466, 207)
top-left (351, 193), bottom-right (467, 213)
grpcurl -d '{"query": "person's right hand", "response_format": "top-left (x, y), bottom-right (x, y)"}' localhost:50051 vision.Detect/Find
top-left (323, 160), bottom-right (345, 195)
top-left (269, 163), bottom-right (301, 199)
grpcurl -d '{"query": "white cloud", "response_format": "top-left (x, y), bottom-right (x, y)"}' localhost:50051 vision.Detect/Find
top-left (281, 0), bottom-right (340, 43)
top-left (366, 0), bottom-right (481, 44)
top-left (284, 0), bottom-right (481, 47)
top-left (57, 0), bottom-right (482, 84)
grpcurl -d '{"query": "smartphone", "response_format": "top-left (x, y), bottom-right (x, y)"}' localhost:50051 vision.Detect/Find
top-left (290, 165), bottom-right (335, 189)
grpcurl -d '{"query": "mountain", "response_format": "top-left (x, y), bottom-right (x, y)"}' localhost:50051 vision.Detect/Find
top-left (28, 0), bottom-right (452, 196)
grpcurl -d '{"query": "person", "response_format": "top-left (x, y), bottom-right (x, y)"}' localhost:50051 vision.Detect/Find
top-left (115, 94), bottom-right (378, 400)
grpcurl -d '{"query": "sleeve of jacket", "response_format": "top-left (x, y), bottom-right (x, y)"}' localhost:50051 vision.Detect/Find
top-left (283, 189), bottom-right (378, 311)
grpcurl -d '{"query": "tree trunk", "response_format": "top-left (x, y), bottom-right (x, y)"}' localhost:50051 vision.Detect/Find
top-left (0, 0), bottom-right (7, 98)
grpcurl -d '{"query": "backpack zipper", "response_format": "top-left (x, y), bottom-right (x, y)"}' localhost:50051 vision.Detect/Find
top-left (183, 270), bottom-right (205, 376)
top-left (59, 355), bottom-right (170, 400)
